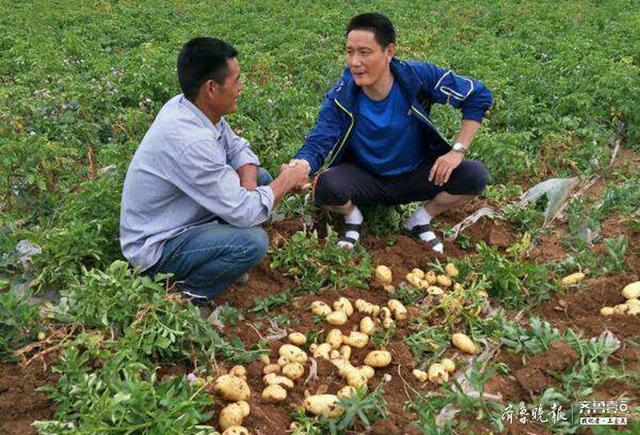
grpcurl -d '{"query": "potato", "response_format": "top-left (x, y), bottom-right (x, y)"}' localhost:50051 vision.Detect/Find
top-left (346, 369), bottom-right (368, 388)
top-left (288, 332), bottom-right (307, 346)
top-left (445, 263), bottom-right (459, 278)
top-left (628, 305), bottom-right (640, 315)
top-left (359, 316), bottom-right (376, 335)
top-left (219, 401), bottom-right (250, 430)
top-left (337, 385), bottom-right (357, 398)
top-left (614, 304), bottom-right (629, 315)
top-left (330, 350), bottom-right (341, 360)
top-left (425, 271), bottom-right (437, 285)
top-left (406, 273), bottom-right (422, 288)
top-left (441, 358), bottom-right (456, 374)
top-left (477, 290), bottom-right (489, 298)
top-left (387, 299), bottom-right (408, 321)
top-left (277, 356), bottom-right (290, 366)
top-left (262, 384), bottom-right (287, 402)
top-left (560, 272), bottom-right (585, 287)
top-left (452, 333), bottom-right (477, 354)
top-left (37, 331), bottom-right (46, 341)
top-left (428, 363), bottom-right (449, 384)
top-left (229, 365), bottom-right (247, 380)
top-left (622, 281), bottom-right (640, 300)
top-left (364, 350), bottom-right (392, 368)
top-left (332, 358), bottom-right (355, 376)
top-left (436, 274), bottom-right (452, 288)
top-left (326, 311), bottom-right (348, 326)
top-left (282, 362), bottom-right (305, 380)
top-left (259, 354), bottom-right (270, 365)
top-left (427, 285), bottom-right (444, 295)
top-left (344, 331), bottom-right (369, 348)
top-left (334, 297), bottom-right (354, 317)
top-left (355, 299), bottom-right (381, 316)
top-left (263, 363), bottom-right (281, 375)
top-left (360, 366), bottom-right (377, 380)
top-left (313, 343), bottom-right (332, 359)
top-left (627, 298), bottom-right (640, 307)
top-left (263, 373), bottom-right (294, 389)
top-left (214, 375), bottom-right (251, 402)
top-left (412, 268), bottom-right (425, 279)
top-left (412, 369), bottom-right (427, 382)
top-left (311, 301), bottom-right (332, 316)
top-left (326, 329), bottom-right (343, 349)
top-left (222, 426), bottom-right (249, 435)
top-left (453, 283), bottom-right (464, 293)
top-left (375, 265), bottom-right (393, 284)
top-left (339, 345), bottom-right (352, 361)
top-left (600, 307), bottom-right (614, 316)
top-left (303, 394), bottom-right (345, 418)
top-left (279, 344), bottom-right (307, 364)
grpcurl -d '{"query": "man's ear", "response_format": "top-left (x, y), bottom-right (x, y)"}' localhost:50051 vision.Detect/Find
top-left (385, 43), bottom-right (396, 61)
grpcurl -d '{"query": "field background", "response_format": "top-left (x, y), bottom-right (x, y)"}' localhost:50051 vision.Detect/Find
top-left (1, 0), bottom-right (639, 434)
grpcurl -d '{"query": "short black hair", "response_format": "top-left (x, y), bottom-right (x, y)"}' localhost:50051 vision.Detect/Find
top-left (346, 13), bottom-right (396, 48)
top-left (177, 37), bottom-right (238, 100)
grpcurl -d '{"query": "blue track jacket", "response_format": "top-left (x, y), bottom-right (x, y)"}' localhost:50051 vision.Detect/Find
top-left (294, 58), bottom-right (493, 175)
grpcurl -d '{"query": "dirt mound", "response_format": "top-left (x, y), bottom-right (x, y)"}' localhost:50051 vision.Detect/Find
top-left (514, 340), bottom-right (578, 394)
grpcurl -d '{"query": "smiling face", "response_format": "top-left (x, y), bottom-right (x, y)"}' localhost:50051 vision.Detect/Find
top-left (345, 29), bottom-right (395, 90)
top-left (210, 57), bottom-right (242, 115)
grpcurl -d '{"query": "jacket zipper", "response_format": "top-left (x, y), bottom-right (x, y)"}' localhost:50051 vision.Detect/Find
top-left (411, 105), bottom-right (450, 146)
top-left (325, 98), bottom-right (354, 168)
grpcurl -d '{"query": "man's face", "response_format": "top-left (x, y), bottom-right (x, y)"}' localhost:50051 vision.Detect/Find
top-left (345, 30), bottom-right (394, 88)
top-left (210, 57), bottom-right (243, 115)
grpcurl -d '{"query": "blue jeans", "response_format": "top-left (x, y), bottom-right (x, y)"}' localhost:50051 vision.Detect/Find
top-left (151, 168), bottom-right (273, 303)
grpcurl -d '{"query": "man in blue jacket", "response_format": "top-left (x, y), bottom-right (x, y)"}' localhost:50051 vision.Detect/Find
top-left (291, 13), bottom-right (492, 253)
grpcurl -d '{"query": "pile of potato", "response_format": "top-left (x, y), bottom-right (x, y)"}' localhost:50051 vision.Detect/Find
top-left (213, 367), bottom-right (252, 434)
top-left (601, 281), bottom-right (640, 316)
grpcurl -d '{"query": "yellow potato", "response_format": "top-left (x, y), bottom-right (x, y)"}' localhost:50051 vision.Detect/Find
top-left (214, 375), bottom-right (251, 402)
top-left (259, 354), bottom-right (270, 365)
top-left (219, 401), bottom-right (250, 430)
top-left (477, 290), bottom-right (489, 298)
top-left (628, 305), bottom-right (640, 315)
top-left (279, 344), bottom-right (307, 364)
top-left (339, 345), bottom-right (352, 361)
top-left (427, 285), bottom-right (444, 295)
top-left (375, 265), bottom-right (393, 284)
top-left (445, 263), bottom-right (459, 278)
top-left (425, 271), bottom-right (437, 285)
top-left (412, 369), bottom-right (427, 382)
top-left (326, 329), bottom-right (344, 349)
top-left (358, 365), bottom-right (375, 380)
top-left (222, 426), bottom-right (249, 435)
top-left (282, 362), bottom-right (305, 380)
top-left (345, 369), bottom-right (368, 388)
top-left (412, 268), bottom-right (425, 279)
top-left (453, 283), bottom-right (464, 292)
top-left (277, 356), bottom-right (290, 366)
top-left (436, 274), bottom-right (452, 288)
top-left (560, 272), bottom-right (585, 287)
top-left (331, 358), bottom-right (355, 377)
top-left (600, 307), bottom-right (614, 316)
top-left (387, 299), bottom-right (408, 321)
top-left (343, 331), bottom-right (369, 349)
top-left (311, 301), bottom-right (332, 316)
top-left (334, 297), bottom-right (354, 317)
top-left (313, 343), bottom-right (332, 360)
top-left (364, 350), bottom-right (392, 368)
top-left (359, 316), bottom-right (376, 335)
top-left (262, 384), bottom-right (287, 402)
top-left (440, 358), bottom-right (456, 374)
top-left (263, 363), bottom-right (281, 375)
top-left (262, 373), bottom-right (294, 389)
top-left (627, 298), bottom-right (640, 307)
top-left (326, 311), bottom-right (348, 326)
top-left (337, 385), bottom-right (357, 398)
top-left (355, 299), bottom-right (381, 316)
top-left (303, 394), bottom-right (345, 418)
top-left (451, 333), bottom-right (477, 354)
top-left (288, 332), bottom-right (307, 346)
top-left (406, 273), bottom-right (422, 288)
top-left (229, 365), bottom-right (247, 380)
top-left (428, 363), bottom-right (449, 384)
top-left (614, 304), bottom-right (629, 315)
top-left (622, 281), bottom-right (640, 300)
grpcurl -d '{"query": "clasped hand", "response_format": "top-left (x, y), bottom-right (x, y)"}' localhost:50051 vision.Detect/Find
top-left (280, 158), bottom-right (311, 191)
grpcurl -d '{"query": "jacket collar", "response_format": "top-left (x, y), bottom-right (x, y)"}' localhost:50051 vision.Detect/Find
top-left (333, 58), bottom-right (424, 111)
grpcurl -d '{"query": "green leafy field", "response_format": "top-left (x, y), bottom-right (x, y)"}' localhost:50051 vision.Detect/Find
top-left (1, 1), bottom-right (639, 433)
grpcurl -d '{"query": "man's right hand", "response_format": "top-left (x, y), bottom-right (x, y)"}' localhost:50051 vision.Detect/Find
top-left (269, 159), bottom-right (311, 206)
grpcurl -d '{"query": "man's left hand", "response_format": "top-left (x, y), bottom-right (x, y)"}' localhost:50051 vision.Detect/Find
top-left (429, 151), bottom-right (463, 187)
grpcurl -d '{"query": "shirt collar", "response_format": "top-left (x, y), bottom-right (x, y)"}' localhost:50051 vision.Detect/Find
top-left (179, 94), bottom-right (222, 140)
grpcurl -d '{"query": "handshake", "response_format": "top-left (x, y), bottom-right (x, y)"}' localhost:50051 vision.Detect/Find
top-left (279, 158), bottom-right (312, 192)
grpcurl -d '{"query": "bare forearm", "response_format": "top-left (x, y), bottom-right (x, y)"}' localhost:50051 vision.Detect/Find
top-left (237, 164), bottom-right (258, 190)
top-left (455, 120), bottom-right (482, 148)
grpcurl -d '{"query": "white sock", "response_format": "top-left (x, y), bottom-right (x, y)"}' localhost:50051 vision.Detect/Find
top-left (404, 207), bottom-right (443, 253)
top-left (337, 206), bottom-right (363, 249)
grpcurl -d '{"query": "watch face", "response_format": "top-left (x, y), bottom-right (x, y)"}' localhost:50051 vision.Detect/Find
top-left (453, 144), bottom-right (467, 153)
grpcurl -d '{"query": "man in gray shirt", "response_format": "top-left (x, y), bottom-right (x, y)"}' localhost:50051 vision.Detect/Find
top-left (120, 37), bottom-right (308, 304)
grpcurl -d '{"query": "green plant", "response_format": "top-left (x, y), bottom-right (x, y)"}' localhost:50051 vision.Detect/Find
top-left (250, 291), bottom-right (289, 314)
top-left (0, 289), bottom-right (41, 361)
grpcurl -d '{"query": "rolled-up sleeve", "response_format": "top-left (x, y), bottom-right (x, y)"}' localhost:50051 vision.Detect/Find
top-left (219, 119), bottom-right (261, 170)
top-left (169, 139), bottom-right (273, 228)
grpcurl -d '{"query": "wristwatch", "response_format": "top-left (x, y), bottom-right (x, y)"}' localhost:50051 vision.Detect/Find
top-left (452, 142), bottom-right (468, 155)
